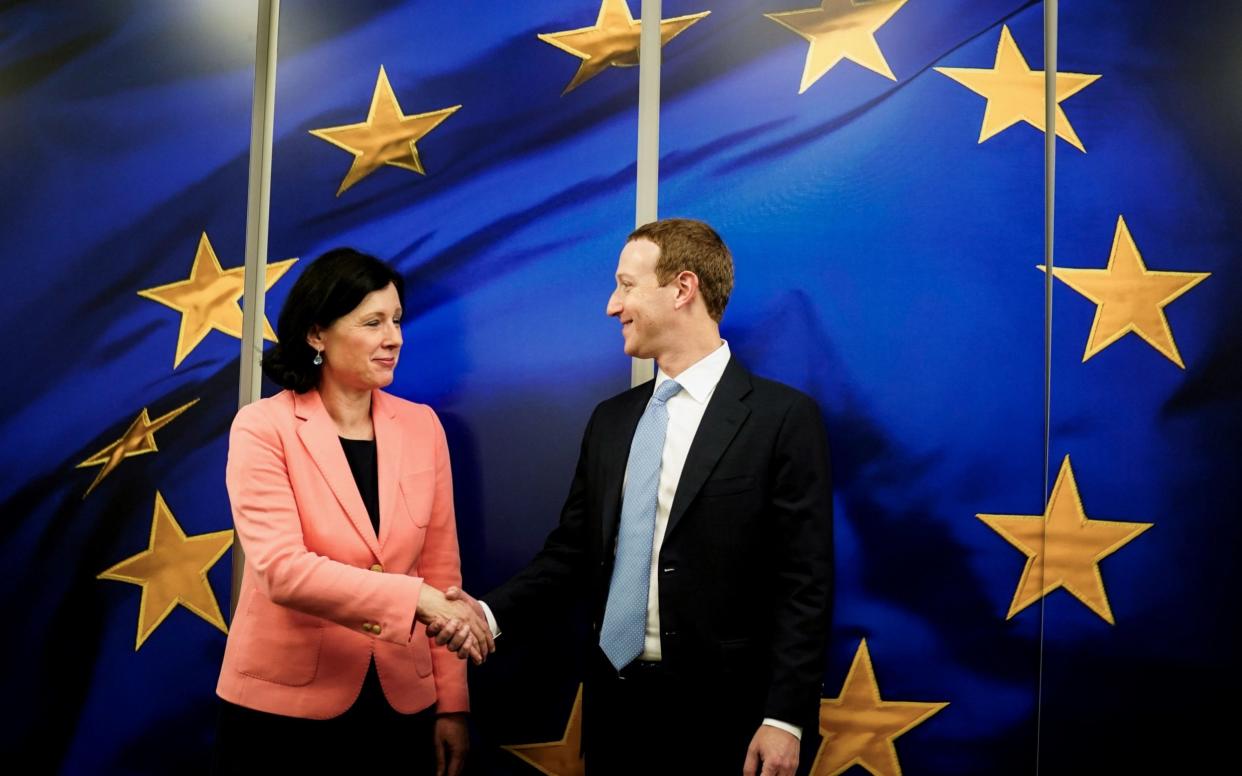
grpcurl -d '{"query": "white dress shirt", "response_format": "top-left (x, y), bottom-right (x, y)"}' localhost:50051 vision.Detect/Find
top-left (640, 341), bottom-right (731, 660)
top-left (483, 341), bottom-right (801, 739)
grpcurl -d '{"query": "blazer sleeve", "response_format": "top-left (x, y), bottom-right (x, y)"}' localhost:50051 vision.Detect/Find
top-left (415, 405), bottom-right (469, 713)
top-left (226, 401), bottom-right (422, 647)
top-left (763, 392), bottom-right (833, 726)
top-left (485, 407), bottom-right (598, 635)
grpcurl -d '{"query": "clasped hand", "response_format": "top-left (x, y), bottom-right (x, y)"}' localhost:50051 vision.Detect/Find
top-left (417, 584), bottom-right (495, 664)
top-left (424, 586), bottom-right (492, 663)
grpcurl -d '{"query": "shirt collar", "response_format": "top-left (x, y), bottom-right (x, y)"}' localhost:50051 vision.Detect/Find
top-left (655, 340), bottom-right (731, 404)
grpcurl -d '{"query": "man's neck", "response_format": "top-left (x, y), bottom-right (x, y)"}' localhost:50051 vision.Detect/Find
top-left (656, 329), bottom-right (724, 379)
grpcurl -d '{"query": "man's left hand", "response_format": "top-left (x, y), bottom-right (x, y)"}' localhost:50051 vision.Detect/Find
top-left (743, 724), bottom-right (799, 776)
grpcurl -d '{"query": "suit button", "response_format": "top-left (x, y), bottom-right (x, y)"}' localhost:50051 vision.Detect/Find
top-left (370, 563), bottom-right (383, 572)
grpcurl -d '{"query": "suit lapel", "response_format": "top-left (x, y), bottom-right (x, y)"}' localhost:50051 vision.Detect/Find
top-left (599, 384), bottom-right (652, 557)
top-left (294, 389), bottom-right (381, 556)
top-left (665, 357), bottom-right (752, 540)
top-left (371, 389), bottom-right (404, 550)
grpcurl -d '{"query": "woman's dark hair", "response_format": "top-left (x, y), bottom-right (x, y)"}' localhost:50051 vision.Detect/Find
top-left (262, 248), bottom-right (405, 393)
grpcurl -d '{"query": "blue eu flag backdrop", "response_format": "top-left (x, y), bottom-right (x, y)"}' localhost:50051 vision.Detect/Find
top-left (1, 1), bottom-right (1238, 774)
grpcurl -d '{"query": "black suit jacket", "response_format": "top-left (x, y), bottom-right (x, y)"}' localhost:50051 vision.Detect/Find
top-left (488, 356), bottom-right (832, 729)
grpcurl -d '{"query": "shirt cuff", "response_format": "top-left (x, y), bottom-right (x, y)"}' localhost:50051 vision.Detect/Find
top-left (478, 600), bottom-right (501, 638)
top-left (762, 718), bottom-right (802, 741)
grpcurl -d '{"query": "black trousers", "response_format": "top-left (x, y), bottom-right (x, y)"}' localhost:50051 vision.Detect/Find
top-left (212, 661), bottom-right (437, 774)
top-left (585, 652), bottom-right (760, 776)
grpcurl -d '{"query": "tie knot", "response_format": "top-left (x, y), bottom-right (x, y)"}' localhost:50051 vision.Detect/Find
top-left (652, 379), bottom-right (682, 405)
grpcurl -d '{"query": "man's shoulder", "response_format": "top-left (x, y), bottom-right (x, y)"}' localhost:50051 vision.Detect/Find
top-left (746, 372), bottom-right (816, 407)
top-left (719, 357), bottom-right (817, 411)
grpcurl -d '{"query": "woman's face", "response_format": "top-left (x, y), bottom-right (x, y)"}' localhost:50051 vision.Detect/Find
top-left (308, 282), bottom-right (403, 393)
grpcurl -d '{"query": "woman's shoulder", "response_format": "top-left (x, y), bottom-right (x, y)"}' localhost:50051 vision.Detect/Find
top-left (375, 390), bottom-right (441, 429)
top-left (231, 389), bottom-right (298, 431)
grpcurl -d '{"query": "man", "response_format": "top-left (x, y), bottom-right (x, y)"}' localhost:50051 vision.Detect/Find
top-left (436, 218), bottom-right (832, 775)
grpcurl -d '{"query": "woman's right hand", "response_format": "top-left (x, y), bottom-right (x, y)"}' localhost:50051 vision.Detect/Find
top-left (416, 584), bottom-right (495, 664)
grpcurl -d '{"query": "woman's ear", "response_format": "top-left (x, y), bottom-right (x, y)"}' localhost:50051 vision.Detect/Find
top-left (306, 325), bottom-right (325, 351)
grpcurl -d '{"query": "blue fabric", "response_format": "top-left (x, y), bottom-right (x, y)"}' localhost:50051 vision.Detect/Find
top-left (2, 1), bottom-right (1239, 773)
top-left (599, 379), bottom-right (682, 670)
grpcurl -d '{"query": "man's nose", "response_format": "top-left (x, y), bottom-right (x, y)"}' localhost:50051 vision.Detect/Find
top-left (606, 289), bottom-right (622, 317)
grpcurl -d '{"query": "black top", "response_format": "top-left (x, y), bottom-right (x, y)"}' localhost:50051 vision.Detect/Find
top-left (339, 437), bottom-right (379, 534)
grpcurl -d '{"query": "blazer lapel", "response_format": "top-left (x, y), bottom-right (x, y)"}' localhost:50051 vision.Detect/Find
top-left (294, 389), bottom-right (381, 556)
top-left (665, 357), bottom-right (752, 540)
top-left (599, 384), bottom-right (653, 557)
top-left (371, 389), bottom-right (404, 550)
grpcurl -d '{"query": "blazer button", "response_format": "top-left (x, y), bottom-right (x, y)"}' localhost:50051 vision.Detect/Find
top-left (370, 563), bottom-right (383, 572)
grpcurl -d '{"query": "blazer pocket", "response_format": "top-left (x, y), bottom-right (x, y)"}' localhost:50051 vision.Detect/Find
top-left (399, 469), bottom-right (435, 528)
top-left (408, 629), bottom-right (434, 678)
top-left (717, 637), bottom-right (758, 673)
top-left (236, 593), bottom-right (324, 687)
top-left (698, 474), bottom-right (755, 498)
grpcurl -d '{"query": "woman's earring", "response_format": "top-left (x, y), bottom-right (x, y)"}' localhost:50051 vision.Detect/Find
top-left (313, 350), bottom-right (323, 366)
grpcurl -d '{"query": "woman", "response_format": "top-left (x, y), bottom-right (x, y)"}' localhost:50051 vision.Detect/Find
top-left (214, 248), bottom-right (492, 774)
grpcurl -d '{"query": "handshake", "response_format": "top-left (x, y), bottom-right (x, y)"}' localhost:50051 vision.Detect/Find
top-left (416, 584), bottom-right (493, 664)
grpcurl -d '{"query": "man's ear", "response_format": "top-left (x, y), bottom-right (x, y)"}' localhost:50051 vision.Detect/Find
top-left (673, 270), bottom-right (700, 311)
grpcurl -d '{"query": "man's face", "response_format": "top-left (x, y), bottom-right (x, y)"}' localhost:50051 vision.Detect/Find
top-left (606, 238), bottom-right (674, 359)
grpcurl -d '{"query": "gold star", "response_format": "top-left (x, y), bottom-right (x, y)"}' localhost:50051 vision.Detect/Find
top-left (1040, 215), bottom-right (1210, 368)
top-left (502, 684), bottom-right (584, 776)
top-left (138, 233), bottom-right (297, 368)
top-left (538, 0), bottom-right (710, 95)
top-left (935, 25), bottom-right (1100, 151)
top-left (811, 639), bottom-right (947, 776)
top-left (76, 399), bottom-right (200, 497)
top-left (98, 491), bottom-right (233, 650)
top-left (978, 456), bottom-right (1153, 625)
top-left (309, 65), bottom-right (460, 196)
top-left (766, 0), bottom-right (908, 93)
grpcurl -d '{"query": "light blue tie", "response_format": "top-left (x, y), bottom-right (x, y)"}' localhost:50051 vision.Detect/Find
top-left (600, 378), bottom-right (683, 671)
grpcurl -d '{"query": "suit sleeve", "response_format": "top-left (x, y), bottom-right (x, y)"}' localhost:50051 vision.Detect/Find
top-left (225, 402), bottom-right (422, 647)
top-left (763, 393), bottom-right (833, 725)
top-left (417, 405), bottom-right (469, 713)
top-left (485, 408), bottom-right (598, 636)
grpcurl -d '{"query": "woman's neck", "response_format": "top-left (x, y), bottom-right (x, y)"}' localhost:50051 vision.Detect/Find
top-left (319, 379), bottom-right (374, 439)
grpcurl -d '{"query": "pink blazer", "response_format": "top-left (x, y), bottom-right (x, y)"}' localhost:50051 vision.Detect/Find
top-left (216, 388), bottom-right (468, 719)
